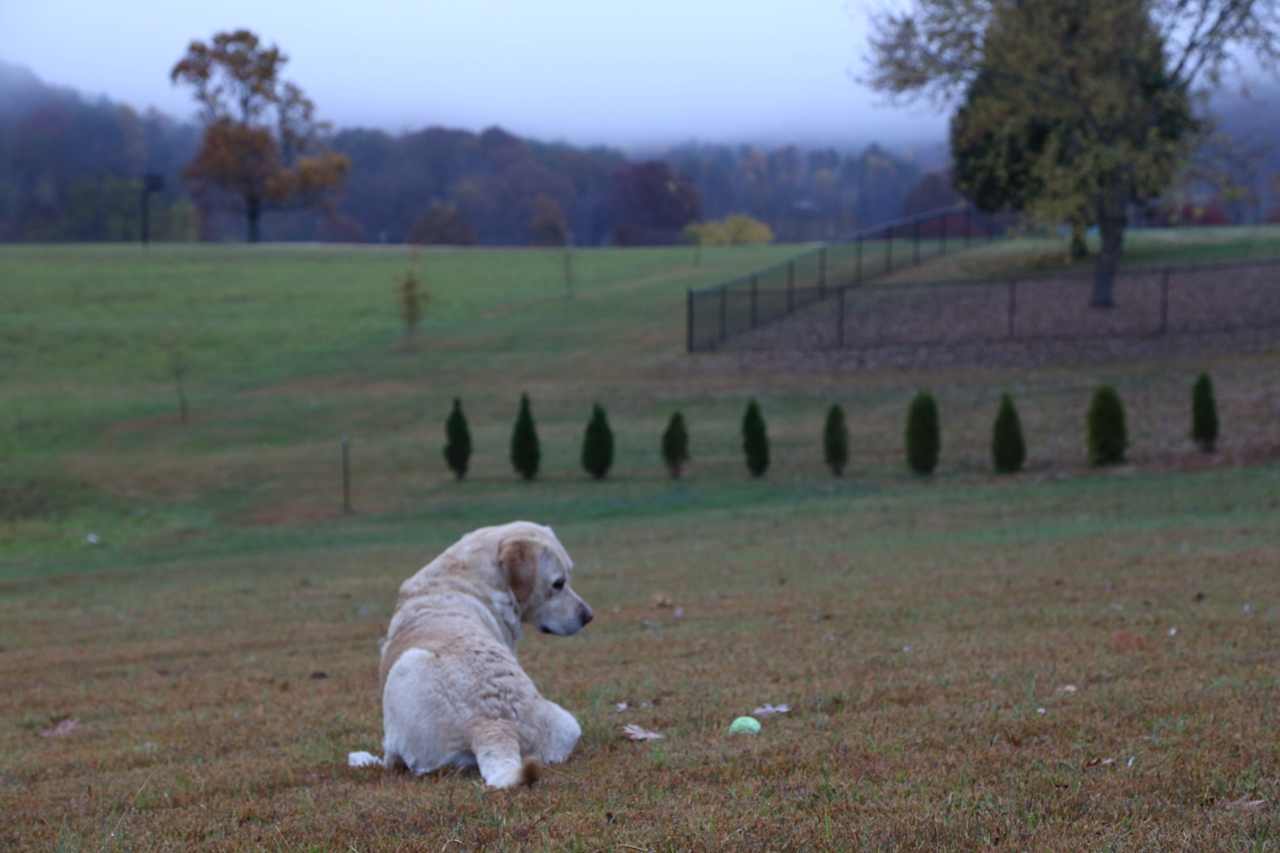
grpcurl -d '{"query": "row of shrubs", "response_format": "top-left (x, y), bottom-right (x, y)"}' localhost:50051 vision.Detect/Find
top-left (443, 374), bottom-right (1221, 481)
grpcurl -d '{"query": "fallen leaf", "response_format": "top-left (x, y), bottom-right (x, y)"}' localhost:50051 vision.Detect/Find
top-left (1221, 797), bottom-right (1268, 812)
top-left (1055, 684), bottom-right (1078, 695)
top-left (614, 702), bottom-right (629, 712)
top-left (40, 718), bottom-right (80, 738)
top-left (650, 593), bottom-right (673, 609)
top-left (621, 724), bottom-right (664, 742)
top-left (310, 671), bottom-right (328, 680)
top-left (753, 704), bottom-right (791, 717)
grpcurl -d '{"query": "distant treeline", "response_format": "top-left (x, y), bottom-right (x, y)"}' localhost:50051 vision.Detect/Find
top-left (3, 60), bottom-right (1275, 245)
top-left (0, 61), bottom-right (935, 245)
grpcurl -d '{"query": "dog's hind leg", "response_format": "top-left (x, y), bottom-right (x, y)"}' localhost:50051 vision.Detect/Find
top-left (470, 720), bottom-right (538, 788)
top-left (532, 699), bottom-right (581, 765)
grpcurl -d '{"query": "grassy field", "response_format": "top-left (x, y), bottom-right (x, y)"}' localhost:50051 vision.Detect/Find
top-left (2, 236), bottom-right (1279, 849)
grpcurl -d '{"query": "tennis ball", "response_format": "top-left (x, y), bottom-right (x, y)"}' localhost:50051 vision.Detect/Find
top-left (728, 716), bottom-right (761, 735)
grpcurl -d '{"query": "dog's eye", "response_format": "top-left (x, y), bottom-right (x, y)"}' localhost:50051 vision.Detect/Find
top-left (552, 578), bottom-right (565, 591)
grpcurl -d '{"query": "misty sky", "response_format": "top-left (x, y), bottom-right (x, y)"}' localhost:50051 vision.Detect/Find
top-left (0, 0), bottom-right (947, 148)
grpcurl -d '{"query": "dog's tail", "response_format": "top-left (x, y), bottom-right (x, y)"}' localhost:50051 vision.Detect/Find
top-left (519, 757), bottom-right (541, 787)
top-left (347, 750), bottom-right (383, 769)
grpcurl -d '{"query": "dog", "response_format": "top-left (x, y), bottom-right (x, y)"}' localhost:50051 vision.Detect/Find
top-left (347, 521), bottom-right (593, 788)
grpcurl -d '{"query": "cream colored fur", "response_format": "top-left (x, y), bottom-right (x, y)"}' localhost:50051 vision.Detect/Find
top-left (347, 521), bottom-right (592, 789)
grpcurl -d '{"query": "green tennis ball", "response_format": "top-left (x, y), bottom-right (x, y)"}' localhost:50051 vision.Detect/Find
top-left (728, 716), bottom-right (761, 735)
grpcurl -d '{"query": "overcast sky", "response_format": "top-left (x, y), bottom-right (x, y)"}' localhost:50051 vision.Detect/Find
top-left (0, 0), bottom-right (947, 149)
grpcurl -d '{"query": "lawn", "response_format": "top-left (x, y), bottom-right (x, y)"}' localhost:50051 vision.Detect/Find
top-left (1, 239), bottom-right (1278, 849)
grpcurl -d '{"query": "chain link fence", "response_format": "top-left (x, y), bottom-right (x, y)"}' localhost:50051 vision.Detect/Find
top-left (687, 205), bottom-right (1007, 352)
top-left (722, 257), bottom-right (1280, 352)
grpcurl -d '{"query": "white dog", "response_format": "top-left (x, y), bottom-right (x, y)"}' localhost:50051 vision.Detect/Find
top-left (348, 521), bottom-right (593, 788)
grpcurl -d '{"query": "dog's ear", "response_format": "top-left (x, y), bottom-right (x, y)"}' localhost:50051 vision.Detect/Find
top-left (498, 538), bottom-right (538, 606)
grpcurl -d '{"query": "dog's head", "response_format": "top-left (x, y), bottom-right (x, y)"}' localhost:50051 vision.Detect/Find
top-left (497, 524), bottom-right (593, 636)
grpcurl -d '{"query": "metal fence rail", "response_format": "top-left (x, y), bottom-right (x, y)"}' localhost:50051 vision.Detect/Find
top-left (687, 204), bottom-right (1006, 352)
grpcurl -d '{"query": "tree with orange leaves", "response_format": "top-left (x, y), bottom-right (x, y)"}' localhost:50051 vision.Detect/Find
top-left (171, 30), bottom-right (349, 242)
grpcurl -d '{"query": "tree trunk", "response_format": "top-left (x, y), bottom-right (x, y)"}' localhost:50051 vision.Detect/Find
top-left (1070, 219), bottom-right (1089, 260)
top-left (247, 196), bottom-right (261, 243)
top-left (1091, 188), bottom-right (1127, 309)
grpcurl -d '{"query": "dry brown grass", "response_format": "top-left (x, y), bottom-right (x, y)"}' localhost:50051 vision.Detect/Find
top-left (3, 467), bottom-right (1279, 850)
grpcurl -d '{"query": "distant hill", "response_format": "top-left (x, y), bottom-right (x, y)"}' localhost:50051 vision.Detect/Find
top-left (0, 62), bottom-right (935, 244)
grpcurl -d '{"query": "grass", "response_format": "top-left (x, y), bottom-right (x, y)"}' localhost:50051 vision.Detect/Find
top-left (1, 235), bottom-right (1279, 849)
top-left (880, 222), bottom-right (1280, 285)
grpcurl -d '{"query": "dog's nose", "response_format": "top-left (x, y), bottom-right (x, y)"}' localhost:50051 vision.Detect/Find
top-left (579, 604), bottom-right (594, 626)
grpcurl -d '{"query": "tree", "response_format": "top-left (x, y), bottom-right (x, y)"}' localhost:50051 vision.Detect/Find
top-left (580, 404), bottom-right (615, 480)
top-left (409, 202), bottom-right (477, 246)
top-left (991, 393), bottom-right (1026, 474)
top-left (905, 391), bottom-right (941, 476)
top-left (684, 214), bottom-right (774, 246)
top-left (901, 171), bottom-right (963, 218)
top-left (741, 399), bottom-right (770, 478)
top-left (443, 398), bottom-right (472, 480)
top-left (1191, 372), bottom-right (1219, 453)
top-left (398, 266), bottom-right (424, 339)
top-left (611, 161), bottom-right (701, 245)
top-left (510, 393), bottom-right (541, 481)
top-left (170, 30), bottom-right (348, 242)
top-left (866, 0), bottom-right (1279, 307)
top-left (661, 412), bottom-right (690, 479)
top-left (1087, 386), bottom-right (1128, 466)
top-left (823, 404), bottom-right (849, 477)
top-left (529, 194), bottom-right (569, 246)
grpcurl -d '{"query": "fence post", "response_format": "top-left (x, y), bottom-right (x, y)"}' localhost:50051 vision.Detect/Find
top-left (750, 275), bottom-right (759, 329)
top-left (836, 285), bottom-right (845, 348)
top-left (718, 284), bottom-right (727, 346)
top-left (1007, 279), bottom-right (1017, 339)
top-left (887, 227), bottom-right (894, 273)
top-left (341, 435), bottom-right (352, 514)
top-left (686, 289), bottom-right (693, 353)
top-left (786, 262), bottom-right (795, 312)
top-left (1159, 267), bottom-right (1170, 335)
top-left (940, 211), bottom-right (947, 256)
top-left (965, 207), bottom-right (972, 248)
top-left (913, 219), bottom-right (921, 265)
top-left (856, 235), bottom-right (863, 285)
top-left (818, 246), bottom-right (828, 292)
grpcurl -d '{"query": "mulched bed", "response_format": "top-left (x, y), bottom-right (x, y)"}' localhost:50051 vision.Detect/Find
top-left (717, 259), bottom-right (1280, 370)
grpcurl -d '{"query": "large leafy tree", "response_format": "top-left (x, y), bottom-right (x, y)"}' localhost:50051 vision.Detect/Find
top-left (170, 30), bottom-right (349, 242)
top-left (867, 0), bottom-right (1280, 307)
top-left (610, 161), bottom-right (701, 245)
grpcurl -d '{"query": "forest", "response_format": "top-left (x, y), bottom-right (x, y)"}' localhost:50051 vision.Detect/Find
top-left (1, 58), bottom-right (1275, 246)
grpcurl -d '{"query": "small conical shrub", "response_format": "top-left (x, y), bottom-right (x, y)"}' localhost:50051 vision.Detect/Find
top-left (991, 393), bottom-right (1026, 474)
top-left (905, 390), bottom-right (940, 476)
top-left (581, 403), bottom-right (614, 480)
top-left (823, 404), bottom-right (849, 477)
top-left (510, 393), bottom-right (541, 481)
top-left (443, 398), bottom-right (472, 480)
top-left (661, 411), bottom-right (690, 479)
top-left (741, 399), bottom-right (770, 478)
top-left (1087, 385), bottom-right (1127, 466)
top-left (1191, 372), bottom-right (1218, 453)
